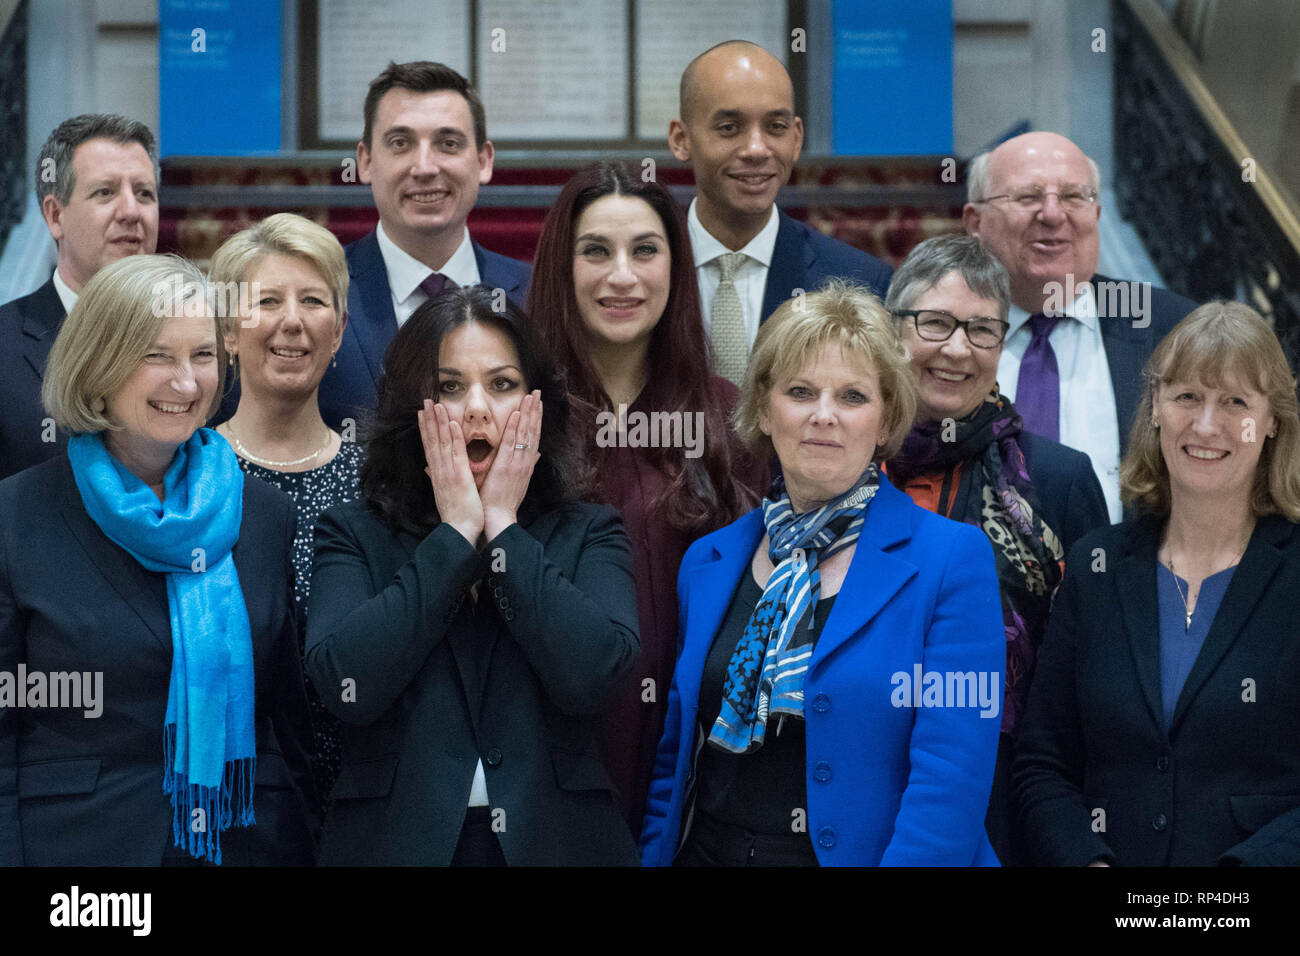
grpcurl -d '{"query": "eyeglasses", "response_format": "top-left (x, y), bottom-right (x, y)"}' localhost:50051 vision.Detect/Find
top-left (894, 309), bottom-right (1009, 349)
top-left (972, 184), bottom-right (1099, 212)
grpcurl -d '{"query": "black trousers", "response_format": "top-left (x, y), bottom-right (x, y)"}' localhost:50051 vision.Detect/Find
top-left (450, 806), bottom-right (507, 867)
top-left (675, 809), bottom-right (819, 867)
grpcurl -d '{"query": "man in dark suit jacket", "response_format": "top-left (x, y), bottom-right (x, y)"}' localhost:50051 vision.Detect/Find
top-left (0, 114), bottom-right (159, 480)
top-left (964, 131), bottom-right (1196, 521)
top-left (668, 40), bottom-right (892, 384)
top-left (309, 61), bottom-right (531, 432)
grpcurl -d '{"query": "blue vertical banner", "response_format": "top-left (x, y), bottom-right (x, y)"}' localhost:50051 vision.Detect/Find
top-left (832, 0), bottom-right (952, 155)
top-left (159, 0), bottom-right (282, 156)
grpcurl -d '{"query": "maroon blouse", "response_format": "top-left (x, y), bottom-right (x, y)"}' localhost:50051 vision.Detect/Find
top-left (593, 376), bottom-right (770, 833)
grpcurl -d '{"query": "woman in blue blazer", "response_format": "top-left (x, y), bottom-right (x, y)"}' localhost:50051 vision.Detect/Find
top-left (640, 282), bottom-right (1005, 866)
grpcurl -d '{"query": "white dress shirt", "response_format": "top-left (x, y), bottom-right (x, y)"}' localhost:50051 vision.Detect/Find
top-left (375, 223), bottom-right (481, 328)
top-left (52, 268), bottom-right (78, 315)
top-left (997, 288), bottom-right (1123, 523)
top-left (375, 223), bottom-right (489, 805)
top-left (687, 200), bottom-right (780, 350)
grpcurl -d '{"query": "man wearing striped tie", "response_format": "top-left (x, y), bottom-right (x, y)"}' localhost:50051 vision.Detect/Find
top-left (668, 41), bottom-right (893, 386)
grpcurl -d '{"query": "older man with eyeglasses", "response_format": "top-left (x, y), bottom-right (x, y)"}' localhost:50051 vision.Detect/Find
top-left (963, 131), bottom-right (1196, 521)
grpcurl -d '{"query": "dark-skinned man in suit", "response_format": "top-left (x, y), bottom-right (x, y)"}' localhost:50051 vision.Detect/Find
top-left (668, 40), bottom-right (893, 386)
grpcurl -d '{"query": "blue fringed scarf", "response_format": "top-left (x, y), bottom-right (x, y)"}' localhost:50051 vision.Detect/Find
top-left (709, 465), bottom-right (880, 754)
top-left (67, 428), bottom-right (256, 864)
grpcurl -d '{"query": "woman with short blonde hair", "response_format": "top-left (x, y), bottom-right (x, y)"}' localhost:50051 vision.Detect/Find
top-left (643, 283), bottom-right (1004, 866)
top-left (735, 278), bottom-right (917, 463)
top-left (209, 213), bottom-right (361, 807)
top-left (43, 255), bottom-right (225, 434)
top-left (3, 254), bottom-right (316, 866)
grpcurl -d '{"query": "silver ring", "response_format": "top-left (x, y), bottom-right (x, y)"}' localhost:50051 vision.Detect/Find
top-left (514, 442), bottom-right (530, 450)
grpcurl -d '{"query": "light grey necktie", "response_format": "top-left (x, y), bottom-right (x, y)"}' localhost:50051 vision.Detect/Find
top-left (710, 252), bottom-right (749, 385)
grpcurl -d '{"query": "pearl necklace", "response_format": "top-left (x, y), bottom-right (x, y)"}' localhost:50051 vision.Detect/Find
top-left (226, 424), bottom-right (332, 469)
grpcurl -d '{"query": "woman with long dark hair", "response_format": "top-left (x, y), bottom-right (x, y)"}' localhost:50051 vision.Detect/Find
top-left (306, 285), bottom-right (639, 865)
top-left (527, 160), bottom-right (766, 831)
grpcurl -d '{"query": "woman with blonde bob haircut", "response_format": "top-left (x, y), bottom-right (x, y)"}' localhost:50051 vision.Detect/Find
top-left (1, 254), bottom-right (316, 866)
top-left (1016, 301), bottom-right (1300, 866)
top-left (43, 255), bottom-right (227, 433)
top-left (209, 213), bottom-right (361, 807)
top-left (642, 281), bottom-right (1005, 866)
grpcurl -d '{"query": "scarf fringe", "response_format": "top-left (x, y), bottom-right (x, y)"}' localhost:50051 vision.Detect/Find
top-left (163, 723), bottom-right (256, 865)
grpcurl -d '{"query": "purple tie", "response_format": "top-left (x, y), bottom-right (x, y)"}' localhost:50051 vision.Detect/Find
top-left (1016, 313), bottom-right (1063, 442)
top-left (419, 271), bottom-right (447, 300)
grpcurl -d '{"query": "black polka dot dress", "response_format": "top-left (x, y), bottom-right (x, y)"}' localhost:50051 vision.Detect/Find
top-left (235, 441), bottom-right (363, 808)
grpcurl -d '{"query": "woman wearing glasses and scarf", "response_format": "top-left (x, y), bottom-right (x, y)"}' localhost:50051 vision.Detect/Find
top-left (883, 235), bottom-right (1109, 865)
top-left (640, 281), bottom-right (1004, 866)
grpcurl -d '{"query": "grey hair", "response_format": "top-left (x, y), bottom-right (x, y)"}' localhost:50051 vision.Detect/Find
top-left (36, 114), bottom-right (159, 206)
top-left (965, 148), bottom-right (1101, 202)
top-left (884, 234), bottom-right (1012, 323)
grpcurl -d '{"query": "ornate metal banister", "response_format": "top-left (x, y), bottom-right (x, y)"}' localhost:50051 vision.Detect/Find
top-left (1114, 0), bottom-right (1300, 362)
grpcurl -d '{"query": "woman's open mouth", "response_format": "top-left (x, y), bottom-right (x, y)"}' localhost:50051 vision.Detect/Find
top-left (465, 438), bottom-right (494, 463)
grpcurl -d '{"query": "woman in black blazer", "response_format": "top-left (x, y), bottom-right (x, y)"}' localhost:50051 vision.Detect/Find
top-left (883, 235), bottom-right (1109, 864)
top-left (305, 286), bottom-right (640, 866)
top-left (1014, 301), bottom-right (1300, 865)
top-left (0, 255), bottom-right (316, 866)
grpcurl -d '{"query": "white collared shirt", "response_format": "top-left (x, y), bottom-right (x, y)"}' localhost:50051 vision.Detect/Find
top-left (687, 200), bottom-right (780, 350)
top-left (52, 267), bottom-right (78, 315)
top-left (997, 288), bottom-right (1123, 523)
top-left (375, 223), bottom-right (481, 328)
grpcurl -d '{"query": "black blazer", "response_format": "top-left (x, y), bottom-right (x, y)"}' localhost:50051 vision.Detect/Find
top-left (1017, 430), bottom-right (1110, 552)
top-left (760, 210), bottom-right (893, 322)
top-left (0, 454), bottom-right (318, 866)
top-left (1013, 515), bottom-right (1300, 865)
top-left (305, 498), bottom-right (640, 866)
top-left (1091, 272), bottom-right (1196, 455)
top-left (0, 279), bottom-right (67, 481)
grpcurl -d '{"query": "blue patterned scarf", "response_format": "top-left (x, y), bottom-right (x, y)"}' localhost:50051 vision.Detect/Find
top-left (67, 428), bottom-right (256, 864)
top-left (709, 465), bottom-right (880, 754)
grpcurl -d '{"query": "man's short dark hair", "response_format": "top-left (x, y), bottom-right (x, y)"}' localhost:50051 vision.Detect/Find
top-left (36, 114), bottom-right (159, 207)
top-left (362, 61), bottom-right (487, 150)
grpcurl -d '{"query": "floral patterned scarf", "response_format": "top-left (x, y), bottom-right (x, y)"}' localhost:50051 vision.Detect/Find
top-left (888, 389), bottom-right (1064, 736)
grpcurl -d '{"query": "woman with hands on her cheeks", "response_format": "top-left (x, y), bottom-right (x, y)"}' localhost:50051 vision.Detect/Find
top-left (306, 286), bottom-right (641, 866)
